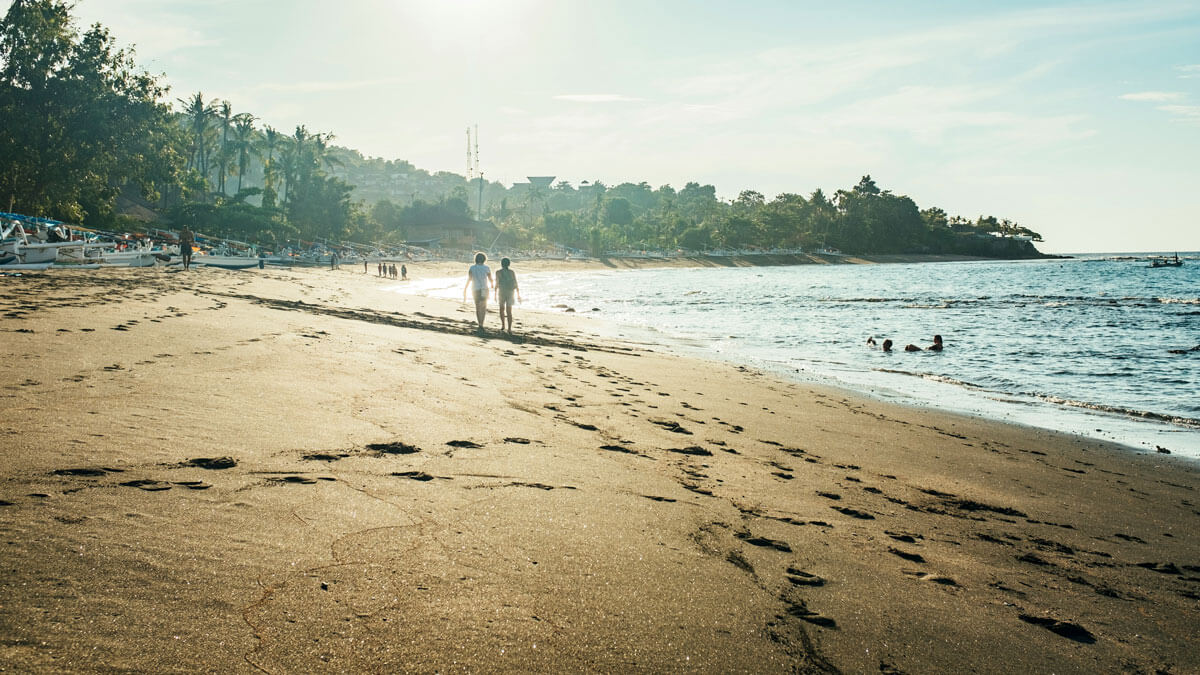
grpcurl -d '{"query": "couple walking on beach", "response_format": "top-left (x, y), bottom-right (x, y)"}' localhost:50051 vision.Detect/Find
top-left (463, 252), bottom-right (521, 332)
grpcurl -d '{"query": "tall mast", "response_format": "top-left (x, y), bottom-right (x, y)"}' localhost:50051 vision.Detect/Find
top-left (465, 127), bottom-right (473, 180)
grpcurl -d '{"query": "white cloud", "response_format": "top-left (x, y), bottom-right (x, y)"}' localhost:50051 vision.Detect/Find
top-left (1177, 64), bottom-right (1200, 78)
top-left (1120, 91), bottom-right (1185, 102)
top-left (553, 94), bottom-right (643, 103)
top-left (1157, 104), bottom-right (1200, 123)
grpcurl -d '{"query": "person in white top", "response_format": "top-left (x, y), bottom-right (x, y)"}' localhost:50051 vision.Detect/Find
top-left (462, 251), bottom-right (493, 330)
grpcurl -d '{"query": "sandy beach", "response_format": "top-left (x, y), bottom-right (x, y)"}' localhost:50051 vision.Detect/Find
top-left (1, 264), bottom-right (1197, 673)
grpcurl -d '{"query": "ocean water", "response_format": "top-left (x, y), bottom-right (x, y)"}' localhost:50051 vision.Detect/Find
top-left (398, 254), bottom-right (1200, 457)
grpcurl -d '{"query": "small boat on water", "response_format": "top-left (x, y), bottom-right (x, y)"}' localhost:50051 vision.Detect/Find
top-left (1149, 253), bottom-right (1183, 268)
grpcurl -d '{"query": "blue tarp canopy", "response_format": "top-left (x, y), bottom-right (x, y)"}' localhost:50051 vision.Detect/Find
top-left (0, 212), bottom-right (64, 226)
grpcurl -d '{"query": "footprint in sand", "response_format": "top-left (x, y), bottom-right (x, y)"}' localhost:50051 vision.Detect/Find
top-left (902, 571), bottom-right (958, 586)
top-left (269, 475), bottom-right (322, 485)
top-left (366, 442), bottom-right (420, 455)
top-left (303, 453), bottom-right (349, 462)
top-left (600, 444), bottom-right (640, 455)
top-left (53, 467), bottom-right (123, 477)
top-left (186, 457), bottom-right (237, 469)
top-left (391, 471), bottom-right (438, 482)
top-left (783, 597), bottom-right (838, 629)
top-left (667, 446), bottom-right (713, 456)
top-left (889, 548), bottom-right (926, 563)
top-left (832, 506), bottom-right (875, 520)
top-left (735, 531), bottom-right (792, 552)
top-left (120, 479), bottom-right (172, 491)
top-left (650, 418), bottom-right (692, 434)
top-left (786, 568), bottom-right (827, 587)
top-left (1018, 615), bottom-right (1096, 643)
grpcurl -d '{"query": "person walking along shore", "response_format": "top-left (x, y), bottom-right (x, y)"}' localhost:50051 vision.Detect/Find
top-left (463, 252), bottom-right (493, 330)
top-left (495, 257), bottom-right (521, 333)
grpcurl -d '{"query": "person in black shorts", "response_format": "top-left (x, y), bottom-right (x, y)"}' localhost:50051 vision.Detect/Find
top-left (494, 257), bottom-right (521, 333)
top-left (179, 226), bottom-right (194, 270)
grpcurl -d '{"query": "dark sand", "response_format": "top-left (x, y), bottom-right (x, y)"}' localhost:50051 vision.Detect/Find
top-left (0, 265), bottom-right (1196, 673)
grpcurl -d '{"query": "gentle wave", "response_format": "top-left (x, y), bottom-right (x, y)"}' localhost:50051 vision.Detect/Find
top-left (1029, 395), bottom-right (1200, 429)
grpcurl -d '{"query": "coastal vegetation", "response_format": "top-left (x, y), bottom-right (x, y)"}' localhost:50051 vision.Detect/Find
top-left (0, 1), bottom-right (1044, 257)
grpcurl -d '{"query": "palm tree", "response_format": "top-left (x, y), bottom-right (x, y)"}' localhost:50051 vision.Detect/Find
top-left (279, 125), bottom-right (309, 206)
top-left (259, 125), bottom-right (283, 206)
top-left (311, 131), bottom-right (342, 173)
top-left (230, 113), bottom-right (258, 195)
top-left (215, 100), bottom-right (233, 196)
top-left (177, 92), bottom-right (216, 179)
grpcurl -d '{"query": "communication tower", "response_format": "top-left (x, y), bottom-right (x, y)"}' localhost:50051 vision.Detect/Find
top-left (465, 127), bottom-right (473, 180)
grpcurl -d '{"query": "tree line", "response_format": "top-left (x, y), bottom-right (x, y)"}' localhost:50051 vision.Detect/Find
top-left (0, 1), bottom-right (1044, 257)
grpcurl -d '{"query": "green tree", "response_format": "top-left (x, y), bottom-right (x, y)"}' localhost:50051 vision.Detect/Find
top-left (259, 125), bottom-right (283, 207)
top-left (0, 0), bottom-right (183, 223)
top-left (214, 100), bottom-right (232, 195)
top-left (177, 91), bottom-right (216, 179)
top-left (602, 197), bottom-right (633, 227)
top-left (230, 113), bottom-right (257, 195)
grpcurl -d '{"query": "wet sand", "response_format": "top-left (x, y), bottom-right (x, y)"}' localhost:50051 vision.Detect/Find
top-left (0, 265), bottom-right (1196, 673)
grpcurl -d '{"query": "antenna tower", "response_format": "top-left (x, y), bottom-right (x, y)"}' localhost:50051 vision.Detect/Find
top-left (465, 127), bottom-right (473, 180)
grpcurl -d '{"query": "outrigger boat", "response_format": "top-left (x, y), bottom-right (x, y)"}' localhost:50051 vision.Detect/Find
top-left (168, 241), bottom-right (263, 270)
top-left (1149, 253), bottom-right (1183, 268)
top-left (1, 212), bottom-right (91, 267)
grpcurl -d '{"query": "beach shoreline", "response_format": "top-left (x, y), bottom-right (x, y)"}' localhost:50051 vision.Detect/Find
top-left (384, 258), bottom-right (1199, 460)
top-left (1, 266), bottom-right (1196, 673)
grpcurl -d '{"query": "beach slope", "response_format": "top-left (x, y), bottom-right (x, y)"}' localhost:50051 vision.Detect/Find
top-left (0, 267), bottom-right (1196, 673)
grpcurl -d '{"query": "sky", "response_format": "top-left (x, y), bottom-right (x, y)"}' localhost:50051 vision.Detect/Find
top-left (69, 0), bottom-right (1200, 253)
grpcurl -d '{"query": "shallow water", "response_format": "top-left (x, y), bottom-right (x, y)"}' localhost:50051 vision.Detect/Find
top-left (397, 254), bottom-right (1200, 457)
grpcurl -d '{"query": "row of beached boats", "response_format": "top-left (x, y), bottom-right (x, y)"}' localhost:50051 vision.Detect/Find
top-left (1, 217), bottom-right (257, 270)
top-left (1, 212), bottom-right (420, 272)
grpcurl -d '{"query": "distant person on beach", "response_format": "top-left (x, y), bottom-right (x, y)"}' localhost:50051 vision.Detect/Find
top-left (882, 339), bottom-right (893, 352)
top-left (927, 335), bottom-right (944, 351)
top-left (330, 251), bottom-right (338, 270)
top-left (401, 264), bottom-right (407, 280)
top-left (463, 252), bottom-right (493, 330)
top-left (495, 257), bottom-right (521, 333)
top-left (179, 226), bottom-right (194, 270)
top-left (391, 263), bottom-right (397, 279)
top-left (363, 259), bottom-right (368, 273)
top-left (377, 262), bottom-right (382, 277)
top-left (866, 337), bottom-right (877, 347)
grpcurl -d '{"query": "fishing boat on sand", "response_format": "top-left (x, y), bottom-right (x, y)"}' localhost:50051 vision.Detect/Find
top-left (1, 212), bottom-right (91, 267)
